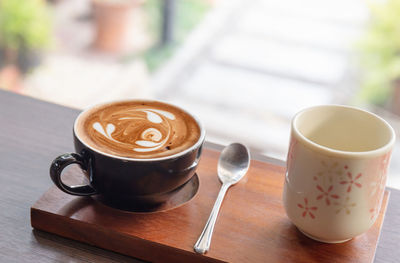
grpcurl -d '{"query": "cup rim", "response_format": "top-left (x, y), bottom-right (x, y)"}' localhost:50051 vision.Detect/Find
top-left (292, 104), bottom-right (396, 158)
top-left (73, 99), bottom-right (206, 162)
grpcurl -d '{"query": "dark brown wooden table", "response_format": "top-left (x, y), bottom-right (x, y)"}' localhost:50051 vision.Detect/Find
top-left (0, 90), bottom-right (398, 262)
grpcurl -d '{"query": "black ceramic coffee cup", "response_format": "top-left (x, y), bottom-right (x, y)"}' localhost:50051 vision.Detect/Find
top-left (50, 101), bottom-right (205, 209)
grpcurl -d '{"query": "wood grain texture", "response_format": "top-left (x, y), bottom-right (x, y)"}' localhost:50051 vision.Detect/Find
top-left (0, 89), bottom-right (399, 262)
top-left (32, 148), bottom-right (389, 263)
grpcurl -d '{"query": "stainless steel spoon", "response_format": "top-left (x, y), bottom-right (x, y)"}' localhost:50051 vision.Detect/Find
top-left (194, 143), bottom-right (250, 254)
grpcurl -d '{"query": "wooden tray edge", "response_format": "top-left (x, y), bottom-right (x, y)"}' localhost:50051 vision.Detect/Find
top-left (30, 207), bottom-right (223, 263)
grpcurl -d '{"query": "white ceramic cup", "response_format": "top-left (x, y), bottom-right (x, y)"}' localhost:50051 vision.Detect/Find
top-left (283, 105), bottom-right (395, 243)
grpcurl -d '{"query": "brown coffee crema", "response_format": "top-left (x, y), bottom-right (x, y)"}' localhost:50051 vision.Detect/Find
top-left (75, 101), bottom-right (201, 159)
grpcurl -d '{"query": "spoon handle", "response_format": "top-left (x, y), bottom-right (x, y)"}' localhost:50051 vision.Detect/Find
top-left (194, 183), bottom-right (230, 254)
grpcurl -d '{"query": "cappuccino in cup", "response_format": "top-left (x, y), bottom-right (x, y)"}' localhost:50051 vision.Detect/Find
top-left (50, 100), bottom-right (205, 208)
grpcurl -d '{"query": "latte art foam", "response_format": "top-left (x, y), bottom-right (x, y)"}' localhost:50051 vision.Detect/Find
top-left (75, 101), bottom-right (201, 159)
top-left (92, 108), bottom-right (175, 153)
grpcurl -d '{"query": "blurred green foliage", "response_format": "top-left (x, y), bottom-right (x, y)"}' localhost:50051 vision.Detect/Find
top-left (359, 0), bottom-right (400, 105)
top-left (0, 0), bottom-right (51, 51)
top-left (142, 0), bottom-right (210, 72)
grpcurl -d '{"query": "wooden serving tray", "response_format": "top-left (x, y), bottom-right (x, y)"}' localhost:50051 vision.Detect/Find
top-left (31, 148), bottom-right (389, 263)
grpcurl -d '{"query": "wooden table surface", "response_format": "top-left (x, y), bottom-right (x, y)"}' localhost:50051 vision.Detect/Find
top-left (0, 90), bottom-right (399, 263)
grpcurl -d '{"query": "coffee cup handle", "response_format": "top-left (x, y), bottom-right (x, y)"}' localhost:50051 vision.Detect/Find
top-left (50, 153), bottom-right (97, 196)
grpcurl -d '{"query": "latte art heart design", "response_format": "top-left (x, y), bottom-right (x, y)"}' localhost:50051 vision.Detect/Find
top-left (92, 109), bottom-right (175, 153)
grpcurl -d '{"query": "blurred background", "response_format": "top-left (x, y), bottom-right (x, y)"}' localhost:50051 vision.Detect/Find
top-left (1, 0), bottom-right (399, 188)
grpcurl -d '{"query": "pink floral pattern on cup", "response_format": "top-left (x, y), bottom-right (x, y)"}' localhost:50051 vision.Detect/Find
top-left (316, 185), bottom-right (339, 206)
top-left (340, 172), bottom-right (362, 193)
top-left (294, 150), bottom-right (392, 221)
top-left (297, 198), bottom-right (317, 219)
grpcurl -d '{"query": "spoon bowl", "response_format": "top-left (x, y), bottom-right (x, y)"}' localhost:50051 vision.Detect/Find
top-left (218, 143), bottom-right (250, 185)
